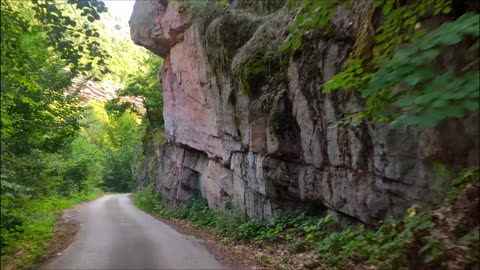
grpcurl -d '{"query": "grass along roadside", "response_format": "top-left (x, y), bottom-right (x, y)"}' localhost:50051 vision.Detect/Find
top-left (132, 169), bottom-right (479, 270)
top-left (0, 192), bottom-right (104, 270)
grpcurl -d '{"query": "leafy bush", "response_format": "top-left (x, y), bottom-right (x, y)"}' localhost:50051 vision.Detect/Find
top-left (314, 213), bottom-right (435, 268)
top-left (235, 219), bottom-right (268, 240)
top-left (132, 186), bottom-right (263, 239)
top-left (130, 184), bottom-right (161, 213)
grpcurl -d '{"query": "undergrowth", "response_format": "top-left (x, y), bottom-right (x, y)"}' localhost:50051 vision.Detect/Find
top-left (0, 191), bottom-right (103, 270)
top-left (133, 169), bottom-right (479, 269)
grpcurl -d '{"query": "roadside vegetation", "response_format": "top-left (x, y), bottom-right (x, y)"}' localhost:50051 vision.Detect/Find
top-left (133, 169), bottom-right (479, 269)
top-left (0, 1), bottom-right (162, 269)
top-left (0, 193), bottom-right (101, 270)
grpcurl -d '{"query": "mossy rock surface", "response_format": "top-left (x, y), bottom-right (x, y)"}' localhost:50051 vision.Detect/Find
top-left (233, 49), bottom-right (283, 98)
top-left (235, 0), bottom-right (287, 15)
top-left (229, 9), bottom-right (291, 98)
top-left (204, 12), bottom-right (262, 74)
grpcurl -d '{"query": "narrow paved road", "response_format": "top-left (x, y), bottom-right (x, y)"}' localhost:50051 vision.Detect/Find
top-left (40, 194), bottom-right (224, 270)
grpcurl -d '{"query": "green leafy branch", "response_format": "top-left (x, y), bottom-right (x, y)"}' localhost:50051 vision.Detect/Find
top-left (280, 0), bottom-right (339, 52)
top-left (31, 0), bottom-right (110, 75)
top-left (365, 12), bottom-right (479, 128)
top-left (321, 0), bottom-right (479, 128)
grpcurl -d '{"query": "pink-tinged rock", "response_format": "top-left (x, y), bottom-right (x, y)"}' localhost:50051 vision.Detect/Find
top-left (157, 1), bottom-right (189, 45)
top-left (202, 160), bottom-right (233, 209)
top-left (249, 118), bottom-right (267, 153)
top-left (130, 0), bottom-right (188, 58)
top-left (161, 24), bottom-right (225, 159)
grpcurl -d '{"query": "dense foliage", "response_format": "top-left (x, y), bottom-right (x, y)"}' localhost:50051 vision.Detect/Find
top-left (1, 98), bottom-right (144, 269)
top-left (119, 53), bottom-right (164, 128)
top-left (0, 0), bottom-right (162, 268)
top-left (0, 193), bottom-right (101, 270)
top-left (364, 13), bottom-right (479, 128)
top-left (100, 105), bottom-right (145, 192)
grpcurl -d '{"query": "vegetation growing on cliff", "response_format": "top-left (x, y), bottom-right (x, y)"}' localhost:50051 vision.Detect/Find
top-left (292, 0), bottom-right (480, 128)
top-left (233, 50), bottom-right (282, 97)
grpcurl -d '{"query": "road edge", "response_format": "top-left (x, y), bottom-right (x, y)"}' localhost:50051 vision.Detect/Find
top-left (127, 194), bottom-right (253, 270)
top-left (35, 195), bottom-right (105, 269)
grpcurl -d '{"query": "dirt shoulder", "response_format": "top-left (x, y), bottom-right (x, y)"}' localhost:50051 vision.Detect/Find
top-left (36, 200), bottom-right (90, 268)
top-left (145, 213), bottom-right (322, 270)
top-left (156, 217), bottom-right (254, 269)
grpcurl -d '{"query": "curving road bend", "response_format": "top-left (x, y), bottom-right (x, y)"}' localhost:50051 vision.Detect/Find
top-left (39, 194), bottom-right (224, 270)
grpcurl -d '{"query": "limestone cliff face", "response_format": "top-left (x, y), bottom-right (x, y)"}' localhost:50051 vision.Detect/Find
top-left (129, 0), bottom-right (479, 224)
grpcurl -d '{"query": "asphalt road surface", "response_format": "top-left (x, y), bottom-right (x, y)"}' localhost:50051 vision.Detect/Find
top-left (40, 194), bottom-right (224, 270)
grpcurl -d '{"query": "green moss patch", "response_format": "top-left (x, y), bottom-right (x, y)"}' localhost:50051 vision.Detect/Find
top-left (204, 13), bottom-right (261, 75)
top-left (232, 49), bottom-right (282, 98)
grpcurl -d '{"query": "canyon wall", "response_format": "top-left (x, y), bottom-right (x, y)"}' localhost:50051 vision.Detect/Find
top-left (129, 0), bottom-right (479, 224)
